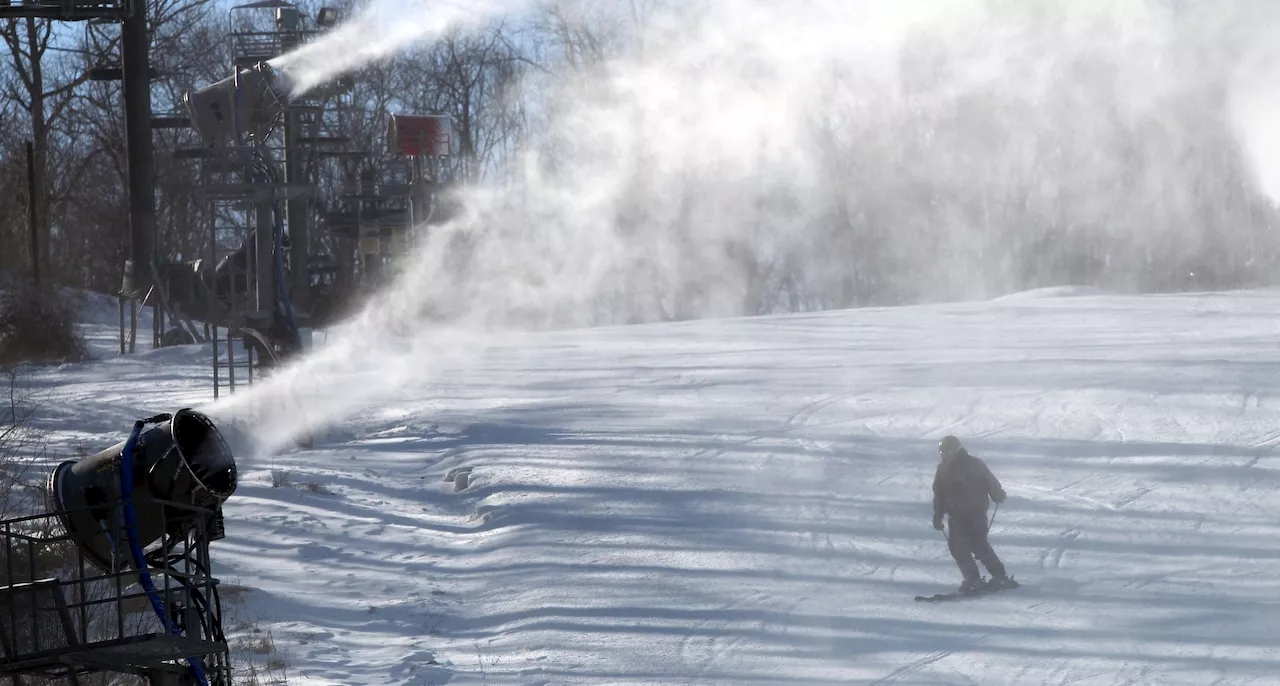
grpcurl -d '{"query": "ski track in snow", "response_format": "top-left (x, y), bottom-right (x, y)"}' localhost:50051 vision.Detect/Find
top-left (19, 288), bottom-right (1280, 684)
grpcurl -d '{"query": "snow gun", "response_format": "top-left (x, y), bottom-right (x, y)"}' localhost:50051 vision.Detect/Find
top-left (46, 408), bottom-right (237, 573)
top-left (184, 61), bottom-right (290, 148)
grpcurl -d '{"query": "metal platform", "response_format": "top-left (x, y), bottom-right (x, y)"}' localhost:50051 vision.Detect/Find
top-left (0, 0), bottom-right (129, 20)
top-left (3, 628), bottom-right (225, 677)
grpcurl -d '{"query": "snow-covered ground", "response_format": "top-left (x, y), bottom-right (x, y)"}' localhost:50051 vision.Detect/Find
top-left (18, 288), bottom-right (1280, 684)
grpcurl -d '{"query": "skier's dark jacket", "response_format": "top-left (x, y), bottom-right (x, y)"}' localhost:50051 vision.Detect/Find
top-left (932, 449), bottom-right (1005, 518)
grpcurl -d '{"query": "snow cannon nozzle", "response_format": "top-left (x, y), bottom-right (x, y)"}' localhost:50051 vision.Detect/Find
top-left (184, 61), bottom-right (290, 148)
top-left (46, 408), bottom-right (238, 572)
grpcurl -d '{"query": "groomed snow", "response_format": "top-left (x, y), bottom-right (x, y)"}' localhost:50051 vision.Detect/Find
top-left (21, 288), bottom-right (1280, 684)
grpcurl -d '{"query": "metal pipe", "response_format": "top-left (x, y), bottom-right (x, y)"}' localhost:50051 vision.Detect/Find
top-left (4, 521), bottom-right (13, 665)
top-left (255, 200), bottom-right (274, 320)
top-left (121, 0), bottom-right (155, 298)
top-left (284, 107), bottom-right (310, 316)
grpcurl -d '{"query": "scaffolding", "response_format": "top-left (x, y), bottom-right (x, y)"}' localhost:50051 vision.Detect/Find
top-left (0, 0), bottom-right (128, 21)
top-left (168, 0), bottom-right (456, 403)
top-left (176, 0), bottom-right (353, 401)
top-left (326, 114), bottom-right (455, 290)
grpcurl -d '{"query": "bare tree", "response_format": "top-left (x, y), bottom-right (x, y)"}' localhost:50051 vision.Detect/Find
top-left (0, 365), bottom-right (41, 521)
top-left (2, 18), bottom-right (94, 284)
top-left (398, 22), bottom-right (526, 183)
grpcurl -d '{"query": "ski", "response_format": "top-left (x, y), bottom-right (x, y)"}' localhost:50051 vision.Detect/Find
top-left (915, 577), bottom-right (1019, 603)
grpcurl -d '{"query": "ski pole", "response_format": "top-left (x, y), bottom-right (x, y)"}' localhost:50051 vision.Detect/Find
top-left (988, 501), bottom-right (1000, 533)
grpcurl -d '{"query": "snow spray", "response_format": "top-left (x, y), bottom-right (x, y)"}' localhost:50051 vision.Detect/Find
top-left (208, 0), bottom-right (1280, 455)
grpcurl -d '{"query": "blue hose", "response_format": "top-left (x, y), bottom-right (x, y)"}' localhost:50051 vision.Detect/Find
top-left (120, 420), bottom-right (211, 686)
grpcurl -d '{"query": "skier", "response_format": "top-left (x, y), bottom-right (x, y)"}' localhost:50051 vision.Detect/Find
top-left (932, 435), bottom-right (1011, 593)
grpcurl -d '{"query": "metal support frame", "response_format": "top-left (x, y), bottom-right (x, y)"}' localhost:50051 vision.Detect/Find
top-left (326, 116), bottom-right (454, 292)
top-left (181, 0), bottom-right (351, 400)
top-left (253, 195), bottom-right (275, 318)
top-left (0, 0), bottom-right (128, 21)
top-left (198, 147), bottom-right (261, 401)
top-left (121, 0), bottom-right (155, 298)
top-left (0, 499), bottom-right (230, 684)
top-left (284, 105), bottom-right (311, 315)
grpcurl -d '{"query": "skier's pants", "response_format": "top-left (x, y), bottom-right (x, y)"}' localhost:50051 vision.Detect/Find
top-left (947, 508), bottom-right (1006, 580)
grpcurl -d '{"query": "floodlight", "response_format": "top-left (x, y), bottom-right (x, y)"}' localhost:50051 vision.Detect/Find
top-left (316, 6), bottom-right (338, 27)
top-left (47, 408), bottom-right (237, 572)
top-left (184, 62), bottom-right (289, 148)
top-left (275, 6), bottom-right (301, 31)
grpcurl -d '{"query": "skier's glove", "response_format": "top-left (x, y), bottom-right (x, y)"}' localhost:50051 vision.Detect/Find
top-left (932, 514), bottom-right (944, 531)
top-left (992, 490), bottom-right (1006, 504)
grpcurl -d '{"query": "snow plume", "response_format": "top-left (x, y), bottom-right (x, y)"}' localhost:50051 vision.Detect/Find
top-left (1228, 33), bottom-right (1280, 207)
top-left (212, 0), bottom-right (1280, 454)
top-left (269, 0), bottom-right (523, 96)
top-left (389, 0), bottom-right (1280, 325)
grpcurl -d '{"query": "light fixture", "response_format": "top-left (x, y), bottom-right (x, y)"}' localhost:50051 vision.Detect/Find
top-left (275, 6), bottom-right (299, 30)
top-left (317, 7), bottom-right (339, 27)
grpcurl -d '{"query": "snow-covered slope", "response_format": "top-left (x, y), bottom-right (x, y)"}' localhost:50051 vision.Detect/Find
top-left (23, 289), bottom-right (1280, 684)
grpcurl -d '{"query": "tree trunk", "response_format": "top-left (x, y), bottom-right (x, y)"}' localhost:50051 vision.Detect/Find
top-left (23, 18), bottom-right (51, 284)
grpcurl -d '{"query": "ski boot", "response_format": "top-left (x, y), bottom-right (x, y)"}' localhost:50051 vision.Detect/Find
top-left (986, 574), bottom-right (1018, 591)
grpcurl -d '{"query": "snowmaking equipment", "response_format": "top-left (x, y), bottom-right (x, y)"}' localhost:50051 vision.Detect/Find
top-left (48, 409), bottom-right (238, 571)
top-left (172, 1), bottom-right (349, 402)
top-left (0, 410), bottom-right (237, 685)
top-left (184, 61), bottom-right (291, 150)
top-left (325, 113), bottom-right (457, 287)
top-left (162, 0), bottom-right (458, 411)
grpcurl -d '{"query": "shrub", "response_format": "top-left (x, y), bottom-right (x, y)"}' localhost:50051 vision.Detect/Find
top-left (0, 365), bottom-right (41, 519)
top-left (0, 285), bottom-right (87, 366)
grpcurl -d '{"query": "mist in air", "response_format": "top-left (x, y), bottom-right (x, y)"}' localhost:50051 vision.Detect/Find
top-left (218, 0), bottom-right (1280, 454)
top-left (269, 0), bottom-right (524, 95)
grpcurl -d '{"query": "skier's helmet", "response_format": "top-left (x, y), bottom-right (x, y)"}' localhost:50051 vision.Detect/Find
top-left (939, 435), bottom-right (964, 459)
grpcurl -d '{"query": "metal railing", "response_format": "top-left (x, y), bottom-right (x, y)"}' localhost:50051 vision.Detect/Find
top-left (0, 498), bottom-right (230, 683)
top-left (0, 0), bottom-right (129, 21)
